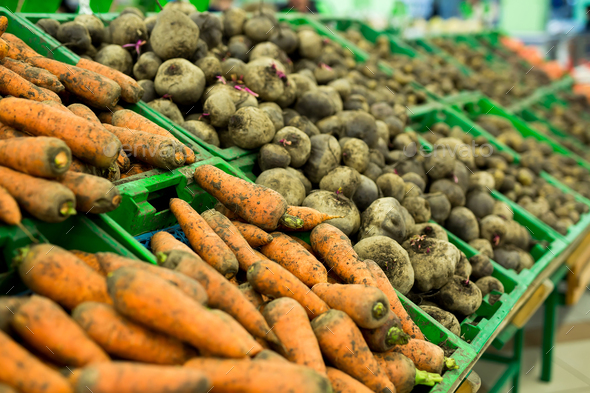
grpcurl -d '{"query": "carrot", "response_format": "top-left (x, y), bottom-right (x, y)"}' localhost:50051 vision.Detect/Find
top-left (2, 33), bottom-right (40, 61)
top-left (194, 165), bottom-right (303, 231)
top-left (41, 99), bottom-right (70, 113)
top-left (0, 98), bottom-right (122, 168)
top-left (169, 198), bottom-right (239, 278)
top-left (150, 231), bottom-right (196, 256)
top-left (26, 57), bottom-right (121, 108)
top-left (290, 235), bottom-right (316, 255)
top-left (116, 149), bottom-right (131, 171)
top-left (0, 38), bottom-right (7, 60)
top-left (312, 310), bottom-right (395, 393)
top-left (69, 250), bottom-right (103, 275)
top-left (0, 330), bottom-right (73, 393)
top-left (11, 295), bottom-right (110, 366)
top-left (0, 136), bottom-right (71, 178)
top-left (111, 110), bottom-right (196, 164)
top-left (14, 244), bottom-right (112, 309)
top-left (77, 58), bottom-right (144, 104)
top-left (72, 301), bottom-right (193, 365)
top-left (262, 297), bottom-right (326, 374)
top-left (374, 352), bottom-right (443, 393)
top-left (231, 221), bottom-right (273, 247)
top-left (392, 338), bottom-right (457, 374)
top-left (365, 260), bottom-right (425, 340)
top-left (0, 297), bottom-right (28, 335)
top-left (260, 233), bottom-right (327, 287)
top-left (0, 16), bottom-right (7, 37)
top-left (107, 267), bottom-right (259, 358)
top-left (0, 185), bottom-right (21, 226)
top-left (56, 171), bottom-right (120, 214)
top-left (158, 250), bottom-right (279, 345)
top-left (97, 106), bottom-right (123, 124)
top-left (0, 122), bottom-right (27, 139)
top-left (0, 65), bottom-right (61, 102)
top-left (312, 282), bottom-right (390, 329)
top-left (67, 103), bottom-right (101, 125)
top-left (184, 358), bottom-right (332, 393)
top-left (310, 223), bottom-right (377, 286)
top-left (326, 367), bottom-right (374, 393)
top-left (210, 309), bottom-right (263, 354)
top-left (280, 206), bottom-right (343, 231)
top-left (0, 165), bottom-right (76, 222)
top-left (247, 260), bottom-right (330, 319)
top-left (238, 282), bottom-right (265, 309)
top-left (361, 311), bottom-right (410, 352)
top-left (0, 58), bottom-right (64, 93)
top-left (73, 362), bottom-right (211, 393)
top-left (96, 252), bottom-right (208, 305)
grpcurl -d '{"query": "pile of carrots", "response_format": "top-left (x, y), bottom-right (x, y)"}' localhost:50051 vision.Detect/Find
top-left (0, 16), bottom-right (197, 192)
top-left (0, 164), bottom-right (457, 393)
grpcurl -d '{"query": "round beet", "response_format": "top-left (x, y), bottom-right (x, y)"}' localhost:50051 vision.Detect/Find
top-left (257, 144), bottom-right (291, 171)
top-left (436, 276), bottom-right (483, 316)
top-left (469, 254), bottom-right (494, 280)
top-left (446, 207), bottom-right (480, 242)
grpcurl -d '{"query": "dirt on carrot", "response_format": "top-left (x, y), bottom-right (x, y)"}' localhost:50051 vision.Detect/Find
top-left (77, 58), bottom-right (144, 104)
top-left (326, 367), bottom-right (374, 393)
top-left (0, 58), bottom-right (64, 93)
top-left (0, 123), bottom-right (27, 140)
top-left (69, 250), bottom-right (103, 275)
top-left (57, 171), bottom-right (121, 214)
top-left (280, 206), bottom-right (343, 231)
top-left (150, 231), bottom-right (196, 256)
top-left (0, 185), bottom-right (21, 227)
top-left (0, 65), bottom-right (62, 102)
top-left (2, 33), bottom-right (41, 60)
top-left (0, 136), bottom-right (71, 178)
top-left (231, 221), bottom-right (273, 247)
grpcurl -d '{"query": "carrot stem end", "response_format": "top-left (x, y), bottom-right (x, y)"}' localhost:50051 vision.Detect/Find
top-left (372, 302), bottom-right (387, 320)
top-left (444, 357), bottom-right (459, 370)
top-left (415, 369), bottom-right (444, 386)
top-left (280, 213), bottom-right (304, 229)
top-left (54, 151), bottom-right (69, 169)
top-left (385, 326), bottom-right (410, 346)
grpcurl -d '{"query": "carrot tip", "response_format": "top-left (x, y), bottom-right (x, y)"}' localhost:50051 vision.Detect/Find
top-left (112, 195), bottom-right (122, 207)
top-left (372, 302), bottom-right (387, 320)
top-left (385, 327), bottom-right (410, 346)
top-left (416, 369), bottom-right (444, 386)
top-left (279, 213), bottom-right (304, 229)
top-left (54, 151), bottom-right (70, 169)
top-left (59, 202), bottom-right (76, 217)
top-left (444, 357), bottom-right (459, 370)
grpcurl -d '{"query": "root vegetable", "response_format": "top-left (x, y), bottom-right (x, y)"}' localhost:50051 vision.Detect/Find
top-left (295, 90), bottom-right (337, 123)
top-left (288, 115), bottom-right (320, 137)
top-left (465, 190), bottom-right (494, 219)
top-left (436, 276), bottom-right (483, 316)
top-left (359, 197), bottom-right (408, 243)
top-left (243, 57), bottom-right (285, 102)
top-left (303, 134), bottom-right (341, 183)
top-left (182, 120), bottom-right (220, 146)
top-left (475, 276), bottom-right (505, 298)
top-left (256, 168), bottom-right (306, 206)
top-left (352, 175), bottom-right (380, 212)
top-left (419, 305), bottom-right (461, 336)
top-left (109, 13), bottom-right (147, 46)
top-left (376, 173), bottom-right (406, 202)
top-left (259, 102), bottom-right (284, 131)
top-left (190, 12), bottom-right (222, 49)
top-left (57, 22), bottom-right (91, 53)
top-left (223, 8), bottom-right (247, 36)
top-left (150, 10), bottom-right (198, 60)
top-left (446, 207), bottom-right (480, 242)
top-left (36, 19), bottom-right (60, 38)
top-left (196, 56), bottom-right (222, 85)
top-left (133, 52), bottom-right (162, 80)
top-left (430, 179), bottom-right (465, 207)
top-left (138, 80), bottom-right (156, 102)
top-left (258, 144), bottom-right (291, 171)
top-left (74, 14), bottom-right (104, 46)
top-left (319, 166), bottom-right (361, 198)
top-left (94, 45), bottom-right (132, 75)
top-left (272, 126), bottom-right (311, 168)
top-left (407, 223), bottom-right (448, 242)
top-left (361, 311), bottom-right (410, 352)
top-left (229, 106), bottom-right (275, 149)
top-left (342, 138), bottom-right (370, 173)
top-left (480, 214), bottom-right (507, 247)
top-left (204, 92), bottom-right (236, 127)
top-left (57, 171), bottom-right (121, 214)
top-left (326, 367), bottom-right (374, 393)
top-left (154, 59), bottom-right (205, 105)
top-left (0, 136), bottom-right (71, 178)
top-left (302, 191), bottom-right (360, 236)
top-left (402, 196), bottom-right (431, 223)
top-left (375, 352), bottom-right (444, 393)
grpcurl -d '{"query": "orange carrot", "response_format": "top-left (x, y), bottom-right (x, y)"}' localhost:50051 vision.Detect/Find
top-left (116, 149), bottom-right (131, 171)
top-left (11, 295), bottom-right (110, 366)
top-left (150, 231), bottom-right (196, 256)
top-left (280, 206), bottom-right (343, 231)
top-left (0, 165), bottom-right (76, 222)
top-left (247, 260), bottom-right (330, 319)
top-left (111, 110), bottom-right (196, 164)
top-left (72, 302), bottom-right (194, 365)
top-left (184, 358), bottom-right (332, 393)
top-left (290, 235), bottom-right (316, 255)
top-left (0, 65), bottom-right (61, 102)
top-left (0, 330), bottom-right (73, 393)
top-left (0, 98), bottom-right (122, 168)
top-left (0, 16), bottom-right (7, 37)
top-left (262, 297), bottom-right (326, 374)
top-left (253, 349), bottom-right (289, 362)
top-left (0, 58), bottom-right (64, 93)
top-left (326, 367), bottom-right (374, 393)
top-left (170, 198), bottom-right (239, 278)
top-left (261, 233), bottom-right (327, 287)
top-left (374, 352), bottom-right (443, 393)
top-left (97, 106), bottom-right (123, 124)
top-left (77, 58), bottom-right (144, 104)
top-left (0, 185), bottom-right (21, 226)
top-left (361, 311), bottom-right (410, 352)
top-left (67, 103), bottom-right (101, 125)
top-left (392, 339), bottom-right (456, 374)
top-left (231, 221), bottom-right (274, 247)
top-left (311, 310), bottom-right (395, 393)
top-left (194, 165), bottom-right (303, 231)
top-left (158, 250), bottom-right (279, 345)
top-left (310, 223), bottom-right (377, 287)
top-left (107, 267), bottom-right (260, 358)
top-left (209, 309), bottom-right (263, 355)
top-left (0, 38), bottom-right (7, 60)
top-left (0, 122), bottom-right (27, 139)
top-left (73, 362), bottom-right (211, 393)
top-left (366, 260), bottom-right (425, 340)
top-left (69, 250), bottom-right (103, 275)
top-left (0, 297), bottom-right (28, 335)
top-left (41, 99), bottom-right (70, 113)
top-left (14, 244), bottom-right (112, 309)
top-left (238, 282), bottom-right (265, 310)
top-left (57, 171), bottom-right (120, 214)
top-left (0, 136), bottom-right (71, 178)
top-left (215, 202), bottom-right (244, 220)
top-left (96, 252), bottom-right (208, 305)
top-left (2, 33), bottom-right (40, 60)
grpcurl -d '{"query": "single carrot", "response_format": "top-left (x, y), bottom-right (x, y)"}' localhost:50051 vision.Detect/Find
top-left (0, 122), bottom-right (27, 139)
top-left (0, 98), bottom-right (121, 168)
top-left (0, 65), bottom-right (61, 102)
top-left (194, 165), bottom-right (303, 231)
top-left (280, 206), bottom-right (343, 231)
top-left (69, 250), bottom-right (103, 275)
top-left (0, 297), bottom-right (28, 335)
top-left (184, 358), bottom-right (332, 393)
top-left (72, 302), bottom-right (194, 365)
top-left (111, 110), bottom-right (196, 164)
top-left (0, 16), bottom-right (7, 37)
top-left (231, 221), bottom-right (273, 247)
top-left (290, 235), bottom-right (317, 255)
top-left (116, 149), bottom-right (131, 172)
top-left (247, 260), bottom-right (330, 319)
top-left (14, 244), bottom-right (112, 309)
top-left (361, 312), bottom-right (410, 352)
top-left (158, 250), bottom-right (279, 345)
top-left (26, 57), bottom-right (121, 108)
top-left (391, 339), bottom-right (457, 374)
top-left (67, 103), bottom-right (101, 125)
top-left (0, 330), bottom-right (73, 393)
top-left (262, 297), bottom-right (326, 374)
top-left (97, 106), bottom-right (124, 124)
top-left (253, 349), bottom-right (289, 362)
top-left (0, 38), bottom-right (7, 60)
top-left (77, 58), bottom-right (144, 104)
top-left (0, 185), bottom-right (21, 226)
top-left (311, 310), bottom-right (395, 393)
top-left (238, 282), bottom-right (265, 310)
top-left (215, 202), bottom-right (243, 220)
top-left (261, 233), bottom-right (327, 287)
top-left (96, 252), bottom-right (208, 305)
top-left (326, 367), bottom-right (374, 393)
top-left (312, 283), bottom-right (390, 329)
top-left (11, 295), bottom-right (110, 366)
top-left (150, 231), bottom-right (196, 256)
top-left (0, 165), bottom-right (76, 222)
top-left (365, 260), bottom-right (425, 340)
top-left (0, 136), bottom-right (71, 178)
top-left (0, 58), bottom-right (64, 93)
top-left (374, 352), bottom-right (443, 393)
top-left (169, 198), bottom-right (239, 278)
top-left (74, 362), bottom-right (211, 393)
top-left (57, 172), bottom-right (120, 214)
top-left (107, 267), bottom-right (260, 358)
top-left (310, 223), bottom-right (377, 286)
top-left (2, 33), bottom-right (40, 60)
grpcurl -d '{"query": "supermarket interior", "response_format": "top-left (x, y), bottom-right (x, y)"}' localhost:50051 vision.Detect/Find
top-left (1, 0), bottom-right (590, 393)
